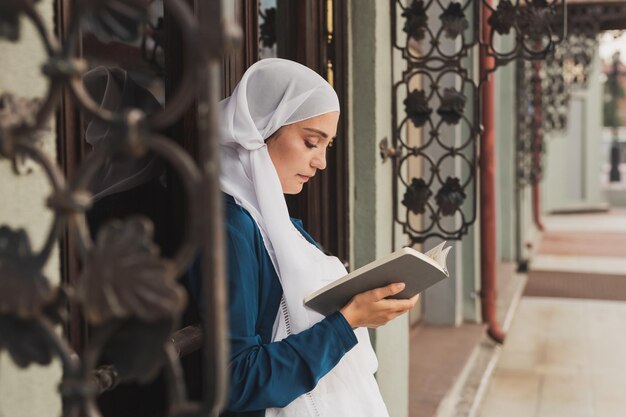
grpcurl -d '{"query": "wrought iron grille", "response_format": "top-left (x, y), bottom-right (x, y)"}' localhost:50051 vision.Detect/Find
top-left (542, 45), bottom-right (569, 133)
top-left (515, 33), bottom-right (597, 189)
top-left (0, 0), bottom-right (236, 416)
top-left (515, 58), bottom-right (536, 189)
top-left (515, 57), bottom-right (545, 189)
top-left (513, 2), bottom-right (626, 190)
top-left (541, 30), bottom-right (597, 133)
top-left (389, 0), bottom-right (564, 244)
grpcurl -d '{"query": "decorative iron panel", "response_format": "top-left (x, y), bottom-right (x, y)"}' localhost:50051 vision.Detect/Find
top-left (389, 0), bottom-right (564, 244)
top-left (540, 30), bottom-right (597, 135)
top-left (515, 32), bottom-right (598, 189)
top-left (513, 2), bottom-right (626, 190)
top-left (0, 0), bottom-right (235, 416)
top-left (515, 58), bottom-right (536, 189)
top-left (541, 44), bottom-right (569, 133)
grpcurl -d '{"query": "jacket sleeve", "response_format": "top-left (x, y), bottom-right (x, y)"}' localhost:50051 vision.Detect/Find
top-left (224, 223), bottom-right (358, 412)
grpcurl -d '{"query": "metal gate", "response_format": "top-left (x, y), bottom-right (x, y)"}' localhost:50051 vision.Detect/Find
top-left (0, 1), bottom-right (234, 416)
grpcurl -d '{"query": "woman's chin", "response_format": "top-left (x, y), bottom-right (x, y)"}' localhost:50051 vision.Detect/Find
top-left (284, 184), bottom-right (305, 195)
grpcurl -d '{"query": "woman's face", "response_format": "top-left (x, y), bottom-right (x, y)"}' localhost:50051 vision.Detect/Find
top-left (267, 111), bottom-right (339, 194)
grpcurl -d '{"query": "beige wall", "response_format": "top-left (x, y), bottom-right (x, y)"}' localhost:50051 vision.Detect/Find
top-left (0, 2), bottom-right (62, 416)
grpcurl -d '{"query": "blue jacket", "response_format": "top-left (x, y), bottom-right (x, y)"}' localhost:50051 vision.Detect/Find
top-left (185, 194), bottom-right (357, 416)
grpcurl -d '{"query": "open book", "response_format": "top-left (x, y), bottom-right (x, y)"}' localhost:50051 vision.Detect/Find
top-left (304, 242), bottom-right (451, 316)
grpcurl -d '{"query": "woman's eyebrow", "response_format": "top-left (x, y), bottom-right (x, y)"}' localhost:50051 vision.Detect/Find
top-left (303, 127), bottom-right (330, 139)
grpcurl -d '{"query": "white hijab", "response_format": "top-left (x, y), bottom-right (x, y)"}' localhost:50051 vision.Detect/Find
top-left (219, 58), bottom-right (389, 417)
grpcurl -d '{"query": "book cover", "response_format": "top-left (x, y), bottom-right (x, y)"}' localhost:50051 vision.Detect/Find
top-left (304, 242), bottom-right (451, 316)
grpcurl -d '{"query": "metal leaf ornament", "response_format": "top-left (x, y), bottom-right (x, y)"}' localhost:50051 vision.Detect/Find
top-left (402, 0), bottom-right (428, 42)
top-left (83, 0), bottom-right (150, 43)
top-left (437, 88), bottom-right (466, 125)
top-left (405, 89), bottom-right (433, 128)
top-left (517, 0), bottom-right (554, 43)
top-left (435, 177), bottom-right (466, 216)
top-left (0, 315), bottom-right (54, 368)
top-left (1, 94), bottom-right (43, 171)
top-left (0, 2), bottom-right (22, 42)
top-left (439, 2), bottom-right (469, 40)
top-left (542, 49), bottom-right (569, 132)
top-left (488, 0), bottom-right (516, 36)
top-left (0, 226), bottom-right (59, 368)
top-left (0, 226), bottom-right (54, 318)
top-left (77, 217), bottom-right (186, 325)
top-left (402, 178), bottom-right (433, 215)
top-left (0, 94), bottom-right (40, 131)
top-left (0, 0), bottom-right (41, 42)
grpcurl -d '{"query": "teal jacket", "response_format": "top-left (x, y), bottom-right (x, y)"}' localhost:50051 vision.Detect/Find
top-left (185, 194), bottom-right (357, 417)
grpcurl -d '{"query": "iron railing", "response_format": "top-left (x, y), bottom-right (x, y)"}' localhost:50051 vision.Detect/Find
top-left (0, 0), bottom-right (237, 416)
top-left (388, 0), bottom-right (564, 244)
top-left (514, 2), bottom-right (626, 190)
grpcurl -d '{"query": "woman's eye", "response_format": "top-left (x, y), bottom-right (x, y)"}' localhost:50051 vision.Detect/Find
top-left (305, 140), bottom-right (317, 149)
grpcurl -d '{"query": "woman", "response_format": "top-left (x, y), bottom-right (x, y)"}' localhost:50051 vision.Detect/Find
top-left (188, 58), bottom-right (417, 417)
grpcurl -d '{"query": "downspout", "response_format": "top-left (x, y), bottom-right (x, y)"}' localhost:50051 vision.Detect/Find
top-left (479, 1), bottom-right (505, 344)
top-left (531, 59), bottom-right (545, 231)
top-left (532, 180), bottom-right (544, 231)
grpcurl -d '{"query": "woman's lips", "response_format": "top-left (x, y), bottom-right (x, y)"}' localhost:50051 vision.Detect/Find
top-left (297, 174), bottom-right (311, 182)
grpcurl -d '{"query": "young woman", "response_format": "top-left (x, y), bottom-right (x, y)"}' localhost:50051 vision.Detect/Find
top-left (187, 58), bottom-right (418, 417)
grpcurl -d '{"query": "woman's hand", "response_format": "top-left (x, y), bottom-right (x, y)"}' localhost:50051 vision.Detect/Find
top-left (339, 283), bottom-right (419, 328)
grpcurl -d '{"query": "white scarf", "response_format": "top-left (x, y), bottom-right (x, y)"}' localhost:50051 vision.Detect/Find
top-left (219, 58), bottom-right (389, 417)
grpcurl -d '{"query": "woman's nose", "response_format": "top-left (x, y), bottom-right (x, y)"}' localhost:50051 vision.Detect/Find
top-left (311, 150), bottom-right (327, 170)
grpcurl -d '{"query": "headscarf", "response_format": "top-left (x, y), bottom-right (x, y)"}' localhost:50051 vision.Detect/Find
top-left (220, 58), bottom-right (389, 417)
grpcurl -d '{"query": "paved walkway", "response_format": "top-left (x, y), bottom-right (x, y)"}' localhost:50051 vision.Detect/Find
top-left (477, 210), bottom-right (626, 417)
top-left (477, 297), bottom-right (626, 417)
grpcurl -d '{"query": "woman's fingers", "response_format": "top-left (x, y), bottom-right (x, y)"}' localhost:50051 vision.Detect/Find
top-left (341, 284), bottom-right (420, 328)
top-left (367, 282), bottom-right (405, 301)
top-left (377, 297), bottom-right (416, 312)
top-left (401, 294), bottom-right (419, 310)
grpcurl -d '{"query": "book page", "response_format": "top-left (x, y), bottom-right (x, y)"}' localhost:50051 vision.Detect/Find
top-left (424, 242), bottom-right (451, 275)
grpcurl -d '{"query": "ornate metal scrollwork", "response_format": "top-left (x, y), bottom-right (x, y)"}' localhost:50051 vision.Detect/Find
top-left (391, 0), bottom-right (564, 244)
top-left (483, 0), bottom-right (563, 72)
top-left (0, 0), bottom-right (232, 415)
top-left (515, 58), bottom-right (544, 189)
top-left (541, 45), bottom-right (569, 133)
top-left (513, 2), bottom-right (626, 190)
top-left (515, 38), bottom-right (597, 190)
top-left (515, 58), bottom-right (533, 189)
top-left (539, 30), bottom-right (597, 135)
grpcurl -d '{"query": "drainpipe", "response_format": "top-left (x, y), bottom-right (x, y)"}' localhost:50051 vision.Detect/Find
top-left (531, 59), bottom-right (545, 231)
top-left (479, 2), bottom-right (505, 344)
top-left (532, 181), bottom-right (544, 231)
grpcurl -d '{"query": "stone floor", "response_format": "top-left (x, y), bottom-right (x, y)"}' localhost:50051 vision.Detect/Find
top-left (476, 210), bottom-right (626, 417)
top-left (476, 297), bottom-right (626, 417)
top-left (408, 264), bottom-right (526, 417)
top-left (409, 322), bottom-right (485, 417)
